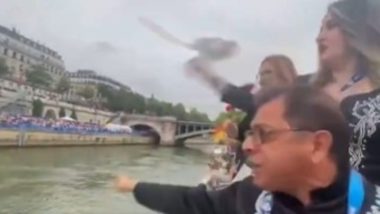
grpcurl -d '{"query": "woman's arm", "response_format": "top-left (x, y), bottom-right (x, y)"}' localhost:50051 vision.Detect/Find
top-left (220, 85), bottom-right (255, 112)
top-left (185, 58), bottom-right (255, 112)
top-left (185, 57), bottom-right (230, 94)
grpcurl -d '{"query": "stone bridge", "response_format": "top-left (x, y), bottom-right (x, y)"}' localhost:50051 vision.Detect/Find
top-left (124, 114), bottom-right (214, 146)
top-left (0, 85), bottom-right (214, 146)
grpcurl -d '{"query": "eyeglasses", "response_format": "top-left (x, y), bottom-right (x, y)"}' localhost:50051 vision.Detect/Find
top-left (245, 127), bottom-right (311, 145)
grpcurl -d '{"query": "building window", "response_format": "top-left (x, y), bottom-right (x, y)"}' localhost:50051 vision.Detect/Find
top-left (3, 48), bottom-right (8, 56)
top-left (20, 55), bottom-right (24, 62)
top-left (12, 51), bottom-right (17, 59)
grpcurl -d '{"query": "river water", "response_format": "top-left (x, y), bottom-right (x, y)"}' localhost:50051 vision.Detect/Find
top-left (0, 145), bottom-right (211, 214)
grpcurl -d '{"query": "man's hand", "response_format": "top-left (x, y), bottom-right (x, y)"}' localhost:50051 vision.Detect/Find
top-left (115, 176), bottom-right (138, 193)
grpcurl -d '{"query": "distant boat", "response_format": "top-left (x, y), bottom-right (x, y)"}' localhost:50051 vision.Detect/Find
top-left (59, 116), bottom-right (76, 121)
top-left (104, 123), bottom-right (132, 133)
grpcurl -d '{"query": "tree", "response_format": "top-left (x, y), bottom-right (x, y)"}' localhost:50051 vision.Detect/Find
top-left (70, 109), bottom-right (78, 120)
top-left (160, 102), bottom-right (173, 116)
top-left (146, 95), bottom-right (163, 116)
top-left (97, 84), bottom-right (211, 122)
top-left (32, 99), bottom-right (44, 117)
top-left (127, 93), bottom-right (146, 114)
top-left (97, 84), bottom-right (113, 99)
top-left (106, 89), bottom-right (129, 112)
top-left (59, 107), bottom-right (66, 118)
top-left (56, 76), bottom-right (71, 94)
top-left (173, 103), bottom-right (187, 120)
top-left (26, 65), bottom-right (53, 89)
top-left (187, 108), bottom-right (210, 122)
top-left (0, 58), bottom-right (10, 78)
top-left (77, 86), bottom-right (95, 100)
top-left (97, 84), bottom-right (114, 109)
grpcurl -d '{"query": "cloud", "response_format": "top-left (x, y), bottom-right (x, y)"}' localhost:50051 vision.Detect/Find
top-left (0, 0), bottom-right (334, 118)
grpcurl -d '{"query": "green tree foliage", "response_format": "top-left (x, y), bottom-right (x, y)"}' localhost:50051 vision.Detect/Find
top-left (172, 103), bottom-right (187, 120)
top-left (59, 107), bottom-right (66, 118)
top-left (77, 86), bottom-right (95, 100)
top-left (97, 84), bottom-right (113, 98)
top-left (56, 76), bottom-right (71, 94)
top-left (188, 108), bottom-right (210, 122)
top-left (0, 58), bottom-right (10, 78)
top-left (70, 109), bottom-right (78, 120)
top-left (26, 65), bottom-right (53, 89)
top-left (32, 99), bottom-right (44, 117)
top-left (146, 95), bottom-right (162, 115)
top-left (96, 85), bottom-right (210, 122)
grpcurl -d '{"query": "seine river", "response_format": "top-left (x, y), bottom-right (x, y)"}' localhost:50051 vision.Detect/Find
top-left (0, 145), bottom-right (210, 214)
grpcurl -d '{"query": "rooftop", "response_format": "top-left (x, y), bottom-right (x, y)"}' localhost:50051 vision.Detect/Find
top-left (0, 25), bottom-right (63, 60)
top-left (68, 70), bottom-right (131, 91)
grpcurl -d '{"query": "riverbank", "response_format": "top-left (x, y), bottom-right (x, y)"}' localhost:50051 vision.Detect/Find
top-left (0, 130), bottom-right (151, 147)
top-left (0, 130), bottom-right (214, 148)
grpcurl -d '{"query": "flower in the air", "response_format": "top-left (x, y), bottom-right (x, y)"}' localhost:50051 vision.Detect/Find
top-left (212, 125), bottom-right (227, 144)
top-left (212, 119), bottom-right (238, 144)
top-left (225, 104), bottom-right (235, 112)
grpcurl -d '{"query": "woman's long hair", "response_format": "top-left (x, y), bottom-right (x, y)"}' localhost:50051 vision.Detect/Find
top-left (314, 0), bottom-right (380, 88)
top-left (259, 54), bottom-right (298, 86)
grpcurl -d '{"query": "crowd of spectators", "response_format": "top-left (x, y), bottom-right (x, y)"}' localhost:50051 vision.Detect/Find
top-left (0, 115), bottom-right (134, 135)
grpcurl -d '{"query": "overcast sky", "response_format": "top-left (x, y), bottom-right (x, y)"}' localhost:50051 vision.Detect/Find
top-left (0, 0), bottom-right (333, 118)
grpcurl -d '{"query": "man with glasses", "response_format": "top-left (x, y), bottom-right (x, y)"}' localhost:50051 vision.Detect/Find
top-left (116, 86), bottom-right (379, 214)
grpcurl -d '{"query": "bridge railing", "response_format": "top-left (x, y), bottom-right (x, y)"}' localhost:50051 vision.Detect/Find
top-left (174, 129), bottom-right (214, 142)
top-left (177, 120), bottom-right (213, 125)
top-left (126, 114), bottom-right (177, 122)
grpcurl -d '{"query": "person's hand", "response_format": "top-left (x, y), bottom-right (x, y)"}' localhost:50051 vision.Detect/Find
top-left (184, 56), bottom-right (229, 94)
top-left (184, 57), bottom-right (212, 76)
top-left (115, 176), bottom-right (138, 193)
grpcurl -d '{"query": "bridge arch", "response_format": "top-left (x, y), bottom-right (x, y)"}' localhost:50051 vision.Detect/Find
top-left (44, 109), bottom-right (57, 120)
top-left (121, 114), bottom-right (212, 146)
top-left (126, 121), bottom-right (162, 145)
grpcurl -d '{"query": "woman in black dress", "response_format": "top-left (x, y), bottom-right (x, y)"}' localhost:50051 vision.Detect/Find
top-left (313, 0), bottom-right (380, 184)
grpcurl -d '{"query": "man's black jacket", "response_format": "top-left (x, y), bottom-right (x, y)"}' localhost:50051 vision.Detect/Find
top-left (133, 176), bottom-right (380, 214)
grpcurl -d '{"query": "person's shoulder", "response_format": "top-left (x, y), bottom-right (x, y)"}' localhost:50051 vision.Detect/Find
top-left (210, 176), bottom-right (261, 193)
top-left (361, 179), bottom-right (380, 213)
top-left (218, 176), bottom-right (264, 200)
top-left (341, 87), bottom-right (380, 111)
top-left (207, 176), bottom-right (264, 213)
top-left (234, 177), bottom-right (271, 213)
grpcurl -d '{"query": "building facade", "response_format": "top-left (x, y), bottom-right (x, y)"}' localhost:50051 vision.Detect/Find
top-left (68, 69), bottom-right (131, 92)
top-left (0, 25), bottom-right (65, 83)
top-left (0, 78), bottom-right (114, 123)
